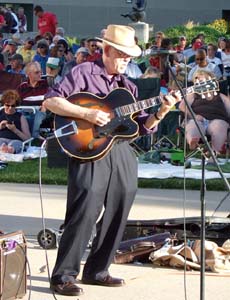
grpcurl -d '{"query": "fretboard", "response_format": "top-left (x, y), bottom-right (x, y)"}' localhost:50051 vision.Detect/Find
top-left (116, 96), bottom-right (161, 117)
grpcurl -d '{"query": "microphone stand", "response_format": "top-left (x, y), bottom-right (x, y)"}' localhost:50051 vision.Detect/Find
top-left (165, 57), bottom-right (230, 300)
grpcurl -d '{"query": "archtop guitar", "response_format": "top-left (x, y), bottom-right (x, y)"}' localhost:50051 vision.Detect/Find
top-left (54, 79), bottom-right (219, 162)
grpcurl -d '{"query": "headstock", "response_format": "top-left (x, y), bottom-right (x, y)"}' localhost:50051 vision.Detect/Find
top-left (187, 79), bottom-right (219, 98)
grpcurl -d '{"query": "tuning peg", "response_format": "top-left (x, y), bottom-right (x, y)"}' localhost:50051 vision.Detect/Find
top-left (207, 92), bottom-right (211, 98)
top-left (214, 91), bottom-right (217, 96)
top-left (202, 93), bottom-right (206, 99)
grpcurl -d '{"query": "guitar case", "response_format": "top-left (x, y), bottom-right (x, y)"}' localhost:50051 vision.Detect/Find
top-left (122, 216), bottom-right (230, 246)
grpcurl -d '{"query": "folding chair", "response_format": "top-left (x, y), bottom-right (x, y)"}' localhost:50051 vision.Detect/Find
top-left (128, 77), bottom-right (161, 153)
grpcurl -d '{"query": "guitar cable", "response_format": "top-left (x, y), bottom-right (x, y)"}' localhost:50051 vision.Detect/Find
top-left (37, 122), bottom-right (78, 300)
top-left (38, 138), bottom-right (59, 300)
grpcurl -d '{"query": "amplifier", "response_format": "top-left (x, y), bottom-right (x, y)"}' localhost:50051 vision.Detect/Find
top-left (0, 231), bottom-right (27, 300)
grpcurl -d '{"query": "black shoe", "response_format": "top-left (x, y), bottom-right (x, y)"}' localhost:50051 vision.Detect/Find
top-left (82, 275), bottom-right (125, 287)
top-left (50, 282), bottom-right (83, 296)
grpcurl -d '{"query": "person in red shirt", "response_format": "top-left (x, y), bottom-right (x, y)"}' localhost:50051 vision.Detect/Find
top-left (34, 5), bottom-right (58, 36)
top-left (86, 38), bottom-right (102, 62)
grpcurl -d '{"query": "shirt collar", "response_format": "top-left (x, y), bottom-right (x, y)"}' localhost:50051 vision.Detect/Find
top-left (91, 58), bottom-right (122, 82)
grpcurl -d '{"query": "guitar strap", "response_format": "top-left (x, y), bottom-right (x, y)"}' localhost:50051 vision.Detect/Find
top-left (117, 78), bottom-right (125, 88)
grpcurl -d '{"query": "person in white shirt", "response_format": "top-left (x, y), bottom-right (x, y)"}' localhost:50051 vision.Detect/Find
top-left (188, 49), bottom-right (222, 82)
top-left (206, 43), bottom-right (223, 75)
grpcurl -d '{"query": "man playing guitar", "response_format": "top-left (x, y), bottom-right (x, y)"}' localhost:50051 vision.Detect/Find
top-left (44, 24), bottom-right (180, 297)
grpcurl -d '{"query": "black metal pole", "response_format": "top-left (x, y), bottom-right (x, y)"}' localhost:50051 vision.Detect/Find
top-left (200, 154), bottom-right (206, 300)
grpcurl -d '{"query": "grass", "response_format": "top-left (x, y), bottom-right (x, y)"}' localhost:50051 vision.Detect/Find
top-left (0, 157), bottom-right (229, 191)
top-left (0, 158), bottom-right (67, 185)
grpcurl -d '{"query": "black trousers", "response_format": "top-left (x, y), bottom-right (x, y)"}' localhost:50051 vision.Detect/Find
top-left (51, 142), bottom-right (138, 284)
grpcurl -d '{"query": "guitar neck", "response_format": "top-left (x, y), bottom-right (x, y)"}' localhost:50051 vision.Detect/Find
top-left (116, 96), bottom-right (161, 117)
top-left (115, 79), bottom-right (218, 117)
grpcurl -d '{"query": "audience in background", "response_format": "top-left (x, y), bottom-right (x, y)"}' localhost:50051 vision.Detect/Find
top-left (17, 61), bottom-right (49, 138)
top-left (7, 53), bottom-right (25, 74)
top-left (34, 5), bottom-right (58, 36)
top-left (86, 38), bottom-right (102, 62)
top-left (61, 46), bottom-right (89, 77)
top-left (0, 89), bottom-right (31, 153)
top-left (16, 37), bottom-right (35, 65)
top-left (179, 69), bottom-right (230, 163)
top-left (46, 57), bottom-right (62, 86)
top-left (188, 48), bottom-right (222, 82)
top-left (32, 39), bottom-right (49, 75)
top-left (2, 39), bottom-right (18, 69)
top-left (17, 6), bottom-right (27, 33)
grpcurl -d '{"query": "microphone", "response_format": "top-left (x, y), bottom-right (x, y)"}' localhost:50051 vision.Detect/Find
top-left (150, 49), bottom-right (177, 55)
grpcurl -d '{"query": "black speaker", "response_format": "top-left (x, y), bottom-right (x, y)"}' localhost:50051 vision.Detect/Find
top-left (0, 231), bottom-right (27, 300)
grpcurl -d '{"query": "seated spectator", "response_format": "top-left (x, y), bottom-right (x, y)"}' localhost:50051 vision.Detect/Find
top-left (183, 37), bottom-right (203, 63)
top-left (175, 35), bottom-right (187, 62)
top-left (43, 31), bottom-right (54, 48)
top-left (61, 46), bottom-right (89, 77)
top-left (57, 39), bottom-right (73, 62)
top-left (0, 89), bottom-right (31, 153)
top-left (150, 31), bottom-right (165, 50)
top-left (179, 70), bottom-right (230, 161)
top-left (125, 59), bottom-right (143, 78)
top-left (86, 38), bottom-right (102, 62)
top-left (17, 61), bottom-right (49, 138)
top-left (33, 39), bottom-right (49, 75)
top-left (8, 53), bottom-right (25, 75)
top-left (220, 39), bottom-right (230, 91)
top-left (2, 39), bottom-right (18, 69)
top-left (55, 27), bottom-right (65, 38)
top-left (46, 57), bottom-right (62, 86)
top-left (188, 49), bottom-right (222, 82)
top-left (16, 37), bottom-right (36, 65)
top-left (216, 37), bottom-right (226, 59)
top-left (206, 43), bottom-right (223, 75)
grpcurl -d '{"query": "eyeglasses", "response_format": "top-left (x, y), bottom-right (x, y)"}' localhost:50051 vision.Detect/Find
top-left (4, 104), bottom-right (16, 108)
top-left (33, 70), bottom-right (42, 74)
top-left (90, 44), bottom-right (97, 47)
top-left (115, 48), bottom-right (132, 59)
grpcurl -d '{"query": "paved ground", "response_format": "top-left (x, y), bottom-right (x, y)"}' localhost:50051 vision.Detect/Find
top-left (1, 183), bottom-right (230, 300)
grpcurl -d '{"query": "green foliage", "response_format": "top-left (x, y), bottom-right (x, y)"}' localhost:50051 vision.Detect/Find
top-left (65, 36), bottom-right (80, 47)
top-left (0, 158), bottom-right (229, 191)
top-left (207, 19), bottom-right (228, 35)
top-left (0, 158), bottom-right (67, 185)
top-left (164, 19), bottom-right (230, 46)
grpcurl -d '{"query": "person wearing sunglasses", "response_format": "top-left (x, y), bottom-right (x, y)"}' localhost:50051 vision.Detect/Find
top-left (179, 69), bottom-right (230, 165)
top-left (188, 48), bottom-right (222, 82)
top-left (0, 89), bottom-right (31, 153)
top-left (44, 24), bottom-right (180, 297)
top-left (16, 37), bottom-right (36, 65)
top-left (17, 61), bottom-right (49, 138)
top-left (32, 39), bottom-right (49, 75)
top-left (86, 38), bottom-right (102, 62)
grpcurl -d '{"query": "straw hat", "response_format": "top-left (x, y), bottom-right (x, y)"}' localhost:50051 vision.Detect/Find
top-left (100, 24), bottom-right (141, 57)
